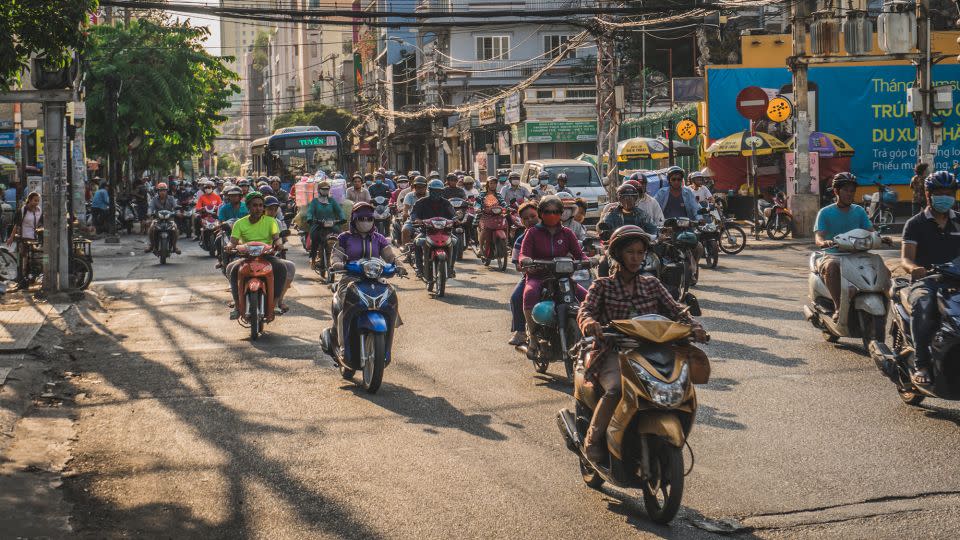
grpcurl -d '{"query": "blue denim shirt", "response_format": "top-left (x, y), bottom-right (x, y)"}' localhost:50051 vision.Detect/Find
top-left (654, 186), bottom-right (700, 221)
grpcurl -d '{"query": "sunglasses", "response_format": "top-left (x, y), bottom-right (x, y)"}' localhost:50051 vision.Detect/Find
top-left (541, 209), bottom-right (562, 215)
top-left (355, 216), bottom-right (374, 222)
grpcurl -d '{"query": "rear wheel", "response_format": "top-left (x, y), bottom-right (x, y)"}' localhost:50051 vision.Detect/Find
top-left (767, 213), bottom-right (793, 239)
top-left (718, 224), bottom-right (747, 254)
top-left (248, 291), bottom-right (261, 340)
top-left (877, 209), bottom-right (894, 227)
top-left (159, 251), bottom-right (167, 265)
top-left (642, 438), bottom-right (685, 524)
top-left (496, 238), bottom-right (507, 271)
top-left (434, 258), bottom-right (447, 297)
top-left (68, 256), bottom-right (93, 290)
top-left (361, 333), bottom-right (386, 393)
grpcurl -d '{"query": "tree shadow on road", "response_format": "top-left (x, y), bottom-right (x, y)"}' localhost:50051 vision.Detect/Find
top-left (700, 316), bottom-right (798, 342)
top-left (349, 382), bottom-right (508, 441)
top-left (437, 293), bottom-right (508, 311)
top-left (709, 340), bottom-right (807, 368)
top-left (696, 284), bottom-right (794, 303)
top-left (697, 404), bottom-right (747, 431)
top-left (532, 373), bottom-right (574, 395)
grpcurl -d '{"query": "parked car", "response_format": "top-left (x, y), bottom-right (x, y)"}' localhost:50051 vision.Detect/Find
top-left (519, 159), bottom-right (608, 221)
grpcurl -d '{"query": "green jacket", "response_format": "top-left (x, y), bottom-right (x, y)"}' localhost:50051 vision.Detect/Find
top-left (306, 197), bottom-right (346, 224)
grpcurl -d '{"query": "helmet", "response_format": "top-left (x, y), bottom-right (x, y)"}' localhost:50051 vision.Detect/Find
top-left (264, 196), bottom-right (280, 207)
top-left (225, 186), bottom-right (242, 196)
top-left (351, 201), bottom-right (375, 219)
top-left (607, 225), bottom-right (655, 265)
top-left (317, 179), bottom-right (331, 189)
top-left (537, 171), bottom-right (551, 180)
top-left (396, 175), bottom-right (409, 184)
top-left (427, 179), bottom-right (444, 190)
top-left (624, 179), bottom-right (642, 190)
top-left (237, 179), bottom-right (250, 187)
top-left (156, 182), bottom-right (169, 190)
top-left (258, 176), bottom-right (269, 184)
top-left (831, 172), bottom-right (858, 190)
top-left (558, 192), bottom-right (577, 206)
top-left (413, 175), bottom-right (428, 186)
top-left (617, 183), bottom-right (639, 198)
top-left (925, 170), bottom-right (958, 191)
top-left (531, 300), bottom-right (557, 326)
top-left (446, 173), bottom-right (457, 182)
top-left (665, 166), bottom-right (685, 179)
top-left (538, 195), bottom-right (562, 212)
top-left (627, 171), bottom-right (648, 184)
top-left (463, 175), bottom-right (475, 185)
top-left (508, 171), bottom-right (521, 180)
top-left (409, 170), bottom-right (422, 178)
top-left (269, 176), bottom-right (280, 184)
top-left (429, 170), bottom-right (440, 179)
top-left (364, 173), bottom-right (373, 181)
top-left (260, 185), bottom-right (274, 195)
top-left (374, 171), bottom-right (385, 179)
top-left (244, 191), bottom-right (263, 204)
top-left (352, 173), bottom-right (363, 180)
top-left (556, 172), bottom-right (568, 182)
top-left (688, 171), bottom-right (703, 182)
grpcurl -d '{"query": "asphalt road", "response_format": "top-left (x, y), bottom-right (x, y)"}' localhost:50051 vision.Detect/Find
top-left (56, 233), bottom-right (960, 539)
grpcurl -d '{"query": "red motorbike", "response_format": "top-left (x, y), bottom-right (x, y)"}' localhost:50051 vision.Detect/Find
top-left (476, 203), bottom-right (509, 271)
top-left (235, 242), bottom-right (276, 340)
top-left (198, 204), bottom-right (220, 257)
top-left (415, 217), bottom-right (456, 297)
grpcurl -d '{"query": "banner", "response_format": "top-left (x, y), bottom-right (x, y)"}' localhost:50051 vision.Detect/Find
top-left (707, 64), bottom-right (960, 185)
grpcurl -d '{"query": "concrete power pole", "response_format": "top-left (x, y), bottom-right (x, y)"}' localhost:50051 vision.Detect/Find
top-left (41, 101), bottom-right (70, 291)
top-left (788, 0), bottom-right (819, 238)
top-left (916, 0), bottom-right (934, 170)
top-left (595, 17), bottom-right (620, 193)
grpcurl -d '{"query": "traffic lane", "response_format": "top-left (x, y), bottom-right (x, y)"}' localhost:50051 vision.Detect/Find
top-left (685, 247), bottom-right (960, 525)
top-left (74, 248), bottom-right (715, 538)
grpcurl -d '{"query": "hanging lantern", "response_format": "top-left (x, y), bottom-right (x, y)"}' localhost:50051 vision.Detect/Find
top-left (877, 0), bottom-right (917, 55)
top-left (811, 10), bottom-right (841, 55)
top-left (843, 10), bottom-right (873, 55)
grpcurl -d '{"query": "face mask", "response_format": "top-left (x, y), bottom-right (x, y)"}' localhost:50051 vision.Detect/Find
top-left (376, 178), bottom-right (383, 183)
top-left (541, 213), bottom-right (561, 227)
top-left (540, 179), bottom-right (549, 186)
top-left (355, 220), bottom-right (374, 233)
top-left (932, 194), bottom-right (956, 213)
top-left (510, 180), bottom-right (520, 187)
top-left (204, 188), bottom-right (212, 194)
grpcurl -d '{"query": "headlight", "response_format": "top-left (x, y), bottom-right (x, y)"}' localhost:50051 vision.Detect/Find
top-left (676, 218), bottom-right (690, 228)
top-left (246, 245), bottom-right (265, 256)
top-left (362, 260), bottom-right (384, 279)
top-left (554, 260), bottom-right (574, 274)
top-left (572, 269), bottom-right (591, 281)
top-left (853, 238), bottom-right (870, 251)
top-left (630, 361), bottom-right (688, 407)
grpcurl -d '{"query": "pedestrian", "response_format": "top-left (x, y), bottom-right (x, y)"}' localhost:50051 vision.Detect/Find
top-left (91, 181), bottom-right (111, 234)
top-left (911, 162), bottom-right (929, 215)
top-left (3, 181), bottom-right (18, 206)
top-left (7, 191), bottom-right (42, 287)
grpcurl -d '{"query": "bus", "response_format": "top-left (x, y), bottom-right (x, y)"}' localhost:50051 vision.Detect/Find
top-left (249, 126), bottom-right (344, 186)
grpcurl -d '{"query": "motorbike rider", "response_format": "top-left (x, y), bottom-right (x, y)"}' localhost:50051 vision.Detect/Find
top-left (509, 202), bottom-right (541, 345)
top-left (556, 172), bottom-right (570, 194)
top-left (442, 173), bottom-right (467, 200)
top-left (305, 179), bottom-right (347, 264)
top-left (401, 175), bottom-right (429, 224)
top-left (143, 183), bottom-right (181, 254)
top-left (407, 179), bottom-right (458, 276)
top-left (518, 195), bottom-right (589, 354)
top-left (578, 225), bottom-right (708, 462)
top-left (237, 178), bottom-right (252, 197)
top-left (269, 177), bottom-right (290, 204)
top-left (558, 192), bottom-right (587, 242)
top-left (226, 192), bottom-right (287, 318)
top-left (479, 176), bottom-right (508, 209)
top-left (390, 175), bottom-right (410, 205)
top-left (813, 172), bottom-right (877, 319)
top-left (654, 167), bottom-right (701, 220)
top-left (900, 170), bottom-right (960, 385)
top-left (368, 172), bottom-right (393, 200)
top-left (428, 170), bottom-right (441, 182)
top-left (348, 174), bottom-right (371, 204)
top-left (265, 195), bottom-right (296, 308)
top-left (194, 180), bottom-right (223, 239)
top-left (602, 183), bottom-right (660, 235)
top-left (218, 186), bottom-right (249, 222)
top-left (535, 171), bottom-right (557, 196)
top-left (688, 171), bottom-right (714, 205)
top-left (500, 171), bottom-right (530, 205)
top-left (462, 176), bottom-right (480, 199)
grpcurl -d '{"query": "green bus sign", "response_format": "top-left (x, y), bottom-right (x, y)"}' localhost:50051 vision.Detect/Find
top-left (273, 134), bottom-right (339, 150)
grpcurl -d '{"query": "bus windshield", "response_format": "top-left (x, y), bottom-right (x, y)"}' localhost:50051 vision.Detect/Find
top-left (269, 146), bottom-right (339, 179)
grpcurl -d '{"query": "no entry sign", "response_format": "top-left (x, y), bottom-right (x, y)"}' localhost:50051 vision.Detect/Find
top-left (736, 86), bottom-right (769, 121)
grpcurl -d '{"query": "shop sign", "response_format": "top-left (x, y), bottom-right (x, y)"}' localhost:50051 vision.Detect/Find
top-left (479, 104), bottom-right (497, 126)
top-left (524, 121), bottom-right (597, 143)
top-left (505, 92), bottom-right (521, 124)
top-left (497, 131), bottom-right (511, 155)
top-left (0, 132), bottom-right (15, 148)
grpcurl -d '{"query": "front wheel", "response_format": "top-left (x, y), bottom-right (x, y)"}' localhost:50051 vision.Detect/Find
top-left (718, 224), bottom-right (747, 255)
top-left (898, 385), bottom-right (926, 406)
top-left (877, 209), bottom-right (895, 228)
top-left (642, 438), bottom-right (685, 524)
top-left (68, 256), bottom-right (93, 290)
top-left (496, 238), bottom-right (507, 271)
top-left (767, 213), bottom-right (793, 240)
top-left (858, 311), bottom-right (886, 351)
top-left (704, 239), bottom-right (719, 269)
top-left (247, 291), bottom-right (261, 340)
top-left (361, 332), bottom-right (386, 393)
top-left (434, 257), bottom-right (447, 297)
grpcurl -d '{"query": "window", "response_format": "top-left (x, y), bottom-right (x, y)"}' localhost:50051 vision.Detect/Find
top-left (476, 36), bottom-right (510, 61)
top-left (342, 34), bottom-right (353, 54)
top-left (311, 42), bottom-right (319, 57)
top-left (566, 89), bottom-right (596, 100)
top-left (535, 89), bottom-right (553, 100)
top-left (543, 34), bottom-right (574, 59)
top-left (293, 44), bottom-right (299, 57)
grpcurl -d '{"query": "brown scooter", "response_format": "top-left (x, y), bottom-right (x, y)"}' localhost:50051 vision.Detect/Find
top-left (556, 315), bottom-right (710, 524)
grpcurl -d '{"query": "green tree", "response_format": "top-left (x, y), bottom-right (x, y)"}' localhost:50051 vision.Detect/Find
top-left (1, 0), bottom-right (97, 90)
top-left (272, 102), bottom-right (357, 136)
top-left (84, 19), bottom-right (239, 176)
top-left (252, 30), bottom-right (270, 72)
top-left (218, 154), bottom-right (239, 175)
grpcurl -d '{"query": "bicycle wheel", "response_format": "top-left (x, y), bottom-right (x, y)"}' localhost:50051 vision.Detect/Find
top-left (68, 256), bottom-right (93, 290)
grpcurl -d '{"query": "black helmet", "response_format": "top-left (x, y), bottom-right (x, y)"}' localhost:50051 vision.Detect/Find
top-left (616, 183), bottom-right (639, 198)
top-left (413, 175), bottom-right (428, 186)
top-left (556, 172), bottom-right (568, 182)
top-left (445, 173), bottom-right (457, 182)
top-left (607, 225), bottom-right (655, 265)
top-left (831, 172), bottom-right (858, 191)
top-left (537, 171), bottom-right (551, 180)
top-left (508, 171), bottom-right (521, 180)
top-left (665, 166), bottom-right (685, 180)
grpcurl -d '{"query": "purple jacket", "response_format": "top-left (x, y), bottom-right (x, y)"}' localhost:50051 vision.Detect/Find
top-left (336, 231), bottom-right (391, 261)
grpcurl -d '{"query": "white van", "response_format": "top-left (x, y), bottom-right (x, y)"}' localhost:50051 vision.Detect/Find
top-left (519, 159), bottom-right (609, 221)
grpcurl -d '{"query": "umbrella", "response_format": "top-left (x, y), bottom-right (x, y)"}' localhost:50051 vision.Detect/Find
top-left (575, 153), bottom-right (598, 167)
top-left (787, 131), bottom-right (855, 157)
top-left (617, 137), bottom-right (670, 160)
top-left (705, 131), bottom-right (788, 157)
top-left (654, 137), bottom-right (697, 157)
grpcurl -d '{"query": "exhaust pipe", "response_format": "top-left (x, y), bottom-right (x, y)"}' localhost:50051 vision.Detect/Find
top-left (802, 304), bottom-right (817, 322)
top-left (556, 409), bottom-right (580, 451)
top-left (869, 341), bottom-right (898, 379)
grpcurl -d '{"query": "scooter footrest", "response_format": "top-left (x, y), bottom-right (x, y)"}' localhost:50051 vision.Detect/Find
top-left (869, 341), bottom-right (898, 379)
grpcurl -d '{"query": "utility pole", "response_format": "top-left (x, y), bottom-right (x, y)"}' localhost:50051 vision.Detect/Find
top-left (787, 0), bottom-right (818, 238)
top-left (41, 101), bottom-right (69, 292)
top-left (595, 13), bottom-right (620, 193)
top-left (105, 75), bottom-right (121, 241)
top-left (916, 0), bottom-right (934, 170)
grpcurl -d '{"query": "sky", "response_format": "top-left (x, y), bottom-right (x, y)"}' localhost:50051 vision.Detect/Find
top-left (168, 0), bottom-right (222, 53)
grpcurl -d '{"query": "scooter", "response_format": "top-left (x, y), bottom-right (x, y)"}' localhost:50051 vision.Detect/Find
top-left (449, 198), bottom-right (468, 261)
top-left (697, 205), bottom-right (721, 269)
top-left (308, 220), bottom-right (341, 283)
top-left (462, 195), bottom-right (478, 248)
top-left (517, 256), bottom-right (596, 381)
top-left (557, 315), bottom-right (709, 524)
top-left (372, 195), bottom-right (392, 237)
top-left (321, 257), bottom-right (402, 394)
top-left (414, 217), bottom-right (456, 297)
top-left (656, 218), bottom-right (701, 303)
top-left (153, 210), bottom-right (177, 265)
top-left (871, 257), bottom-right (960, 406)
top-left (175, 202), bottom-right (195, 238)
top-left (198, 205), bottom-right (219, 257)
top-left (803, 229), bottom-right (891, 350)
top-left (116, 196), bottom-right (139, 234)
top-left (234, 242), bottom-right (276, 340)
top-left (476, 204), bottom-right (509, 271)
top-left (216, 219), bottom-right (237, 276)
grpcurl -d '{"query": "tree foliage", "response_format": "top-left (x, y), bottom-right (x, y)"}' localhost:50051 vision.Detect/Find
top-left (84, 19), bottom-right (239, 174)
top-left (218, 154), bottom-right (240, 175)
top-left (252, 30), bottom-right (270, 72)
top-left (1, 0), bottom-right (97, 90)
top-left (272, 102), bottom-right (357, 136)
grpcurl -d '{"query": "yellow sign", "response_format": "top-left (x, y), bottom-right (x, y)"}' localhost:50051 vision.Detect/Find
top-left (36, 129), bottom-right (44, 164)
top-left (676, 119), bottom-right (698, 141)
top-left (766, 97), bottom-right (793, 123)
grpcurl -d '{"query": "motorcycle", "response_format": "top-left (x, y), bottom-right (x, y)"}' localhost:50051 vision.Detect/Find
top-left (863, 182), bottom-right (896, 229)
top-left (152, 210), bottom-right (177, 265)
top-left (655, 217), bottom-right (701, 302)
top-left (116, 196), bottom-right (139, 234)
top-left (282, 198), bottom-right (298, 226)
top-left (450, 198), bottom-right (468, 261)
top-left (175, 202), bottom-right (195, 238)
top-left (308, 220), bottom-right (340, 283)
top-left (321, 257), bottom-right (402, 394)
top-left (372, 195), bottom-right (392, 237)
top-left (462, 195), bottom-right (479, 248)
top-left (233, 242), bottom-right (277, 340)
top-left (198, 205), bottom-right (220, 257)
top-left (557, 315), bottom-right (709, 524)
top-left (517, 256), bottom-right (596, 381)
top-left (755, 191), bottom-right (793, 240)
top-left (414, 217), bottom-right (456, 297)
top-left (389, 203), bottom-right (403, 246)
top-left (697, 205), bottom-right (721, 270)
top-left (476, 204), bottom-right (509, 271)
top-left (802, 229), bottom-right (891, 349)
top-left (871, 257), bottom-right (960, 406)
top-left (216, 219), bottom-right (238, 275)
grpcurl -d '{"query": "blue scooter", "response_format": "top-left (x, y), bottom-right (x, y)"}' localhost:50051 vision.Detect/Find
top-left (321, 257), bottom-right (402, 393)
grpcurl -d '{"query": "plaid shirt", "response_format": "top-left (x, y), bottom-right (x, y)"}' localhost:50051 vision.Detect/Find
top-left (578, 273), bottom-right (701, 331)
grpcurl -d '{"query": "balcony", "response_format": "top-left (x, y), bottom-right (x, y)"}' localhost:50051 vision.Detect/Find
top-left (442, 56), bottom-right (581, 81)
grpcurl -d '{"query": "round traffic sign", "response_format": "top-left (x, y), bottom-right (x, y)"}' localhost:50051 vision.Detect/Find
top-left (676, 119), bottom-right (698, 141)
top-left (736, 86), bottom-right (770, 121)
top-left (766, 96), bottom-right (793, 123)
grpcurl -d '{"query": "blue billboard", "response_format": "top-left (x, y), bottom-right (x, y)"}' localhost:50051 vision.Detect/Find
top-left (707, 64), bottom-right (960, 185)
